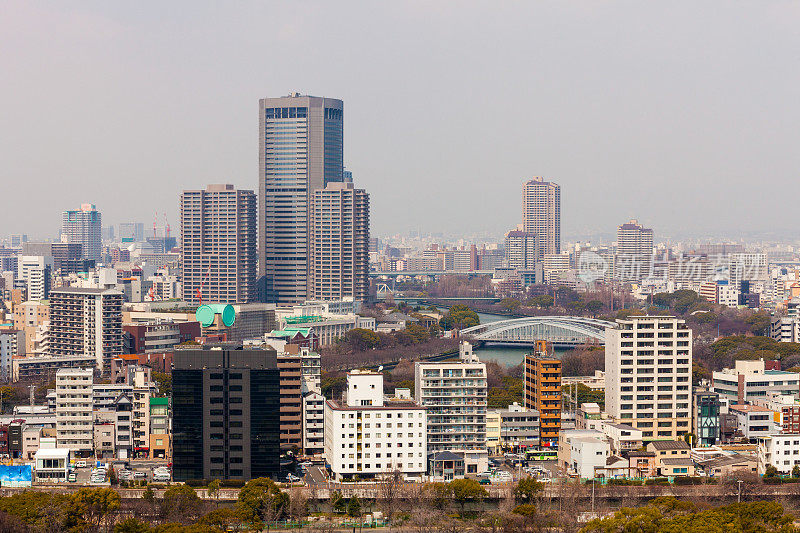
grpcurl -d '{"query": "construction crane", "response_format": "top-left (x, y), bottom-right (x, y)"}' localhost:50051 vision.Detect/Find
top-left (163, 213), bottom-right (171, 240)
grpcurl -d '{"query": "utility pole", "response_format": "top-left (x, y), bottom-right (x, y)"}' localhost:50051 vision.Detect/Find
top-left (737, 480), bottom-right (743, 503)
top-left (591, 477), bottom-right (596, 513)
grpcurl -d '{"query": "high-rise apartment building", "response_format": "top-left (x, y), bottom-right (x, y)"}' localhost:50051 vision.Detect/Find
top-left (171, 345), bottom-right (281, 482)
top-left (605, 316), bottom-right (692, 440)
top-left (504, 230), bottom-right (537, 271)
top-left (308, 182), bottom-right (370, 302)
top-left (48, 287), bottom-right (123, 372)
top-left (616, 220), bottom-right (654, 282)
top-left (414, 342), bottom-right (488, 475)
top-left (61, 204), bottom-right (102, 262)
top-left (259, 94), bottom-right (344, 304)
top-left (180, 184), bottom-right (257, 305)
top-left (55, 368), bottom-right (94, 456)
top-left (522, 177), bottom-right (560, 259)
top-left (523, 341), bottom-right (562, 448)
top-left (17, 256), bottom-right (52, 300)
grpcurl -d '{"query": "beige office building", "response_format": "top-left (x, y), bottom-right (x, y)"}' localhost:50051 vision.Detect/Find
top-left (308, 182), bottom-right (369, 302)
top-left (180, 184), bottom-right (257, 304)
top-left (522, 177), bottom-right (560, 258)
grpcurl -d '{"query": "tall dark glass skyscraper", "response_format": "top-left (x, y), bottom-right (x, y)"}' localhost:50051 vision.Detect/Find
top-left (258, 94), bottom-right (344, 304)
top-left (172, 345), bottom-right (281, 481)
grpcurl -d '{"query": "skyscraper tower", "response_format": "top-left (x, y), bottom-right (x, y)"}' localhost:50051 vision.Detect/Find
top-left (258, 94), bottom-right (344, 304)
top-left (522, 177), bottom-right (561, 259)
top-left (61, 204), bottom-right (102, 262)
top-left (616, 219), bottom-right (654, 282)
top-left (180, 184), bottom-right (257, 304)
top-left (308, 182), bottom-right (370, 302)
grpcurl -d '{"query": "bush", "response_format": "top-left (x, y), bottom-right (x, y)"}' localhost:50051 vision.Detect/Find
top-left (673, 476), bottom-right (703, 485)
top-left (220, 479), bottom-right (246, 488)
top-left (184, 479), bottom-right (208, 487)
top-left (607, 478), bottom-right (642, 486)
top-left (644, 477), bottom-right (671, 485)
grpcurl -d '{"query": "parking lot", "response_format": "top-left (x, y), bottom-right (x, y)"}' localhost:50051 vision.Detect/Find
top-left (68, 458), bottom-right (171, 485)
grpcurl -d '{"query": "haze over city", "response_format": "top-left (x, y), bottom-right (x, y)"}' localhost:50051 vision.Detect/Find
top-left (3, 2), bottom-right (800, 240)
top-left (6, 3), bottom-right (800, 530)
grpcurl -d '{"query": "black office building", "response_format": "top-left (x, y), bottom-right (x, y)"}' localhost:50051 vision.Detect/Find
top-left (172, 344), bottom-right (281, 482)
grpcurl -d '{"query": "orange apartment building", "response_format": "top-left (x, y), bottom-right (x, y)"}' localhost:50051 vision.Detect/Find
top-left (523, 340), bottom-right (562, 449)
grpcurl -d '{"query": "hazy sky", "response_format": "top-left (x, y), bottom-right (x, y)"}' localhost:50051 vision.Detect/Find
top-left (2, 1), bottom-right (799, 242)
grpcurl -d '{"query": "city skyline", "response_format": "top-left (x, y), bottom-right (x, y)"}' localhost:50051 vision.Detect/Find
top-left (4, 3), bottom-right (800, 240)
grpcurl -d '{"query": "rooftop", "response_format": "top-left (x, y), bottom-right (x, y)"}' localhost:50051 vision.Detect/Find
top-left (648, 440), bottom-right (690, 451)
top-left (661, 457), bottom-right (694, 466)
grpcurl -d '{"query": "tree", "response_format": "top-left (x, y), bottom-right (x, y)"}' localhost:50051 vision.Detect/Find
top-left (161, 484), bottom-right (204, 523)
top-left (330, 490), bottom-right (346, 514)
top-left (344, 328), bottom-right (381, 351)
top-left (584, 300), bottom-right (603, 316)
top-left (114, 517), bottom-right (152, 533)
top-left (71, 487), bottom-right (121, 531)
top-left (449, 478), bottom-right (487, 516)
top-left (530, 294), bottom-right (554, 309)
top-left (237, 477), bottom-right (288, 528)
top-left (405, 323), bottom-right (430, 343)
top-left (347, 496), bottom-right (362, 518)
top-left (499, 298), bottom-right (521, 312)
top-left (440, 305), bottom-right (480, 330)
top-left (514, 477), bottom-right (544, 503)
top-left (207, 479), bottom-right (221, 507)
top-left (152, 372), bottom-right (172, 396)
top-left (764, 465), bottom-right (779, 479)
top-left (792, 465), bottom-right (800, 478)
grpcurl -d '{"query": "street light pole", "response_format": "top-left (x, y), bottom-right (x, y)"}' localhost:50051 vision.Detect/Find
top-left (737, 480), bottom-right (743, 503)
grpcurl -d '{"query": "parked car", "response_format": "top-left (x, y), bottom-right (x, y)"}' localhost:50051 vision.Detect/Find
top-left (133, 471), bottom-right (147, 479)
top-left (67, 473), bottom-right (77, 483)
top-left (75, 461), bottom-right (87, 468)
top-left (478, 477), bottom-right (491, 485)
top-left (118, 470), bottom-right (134, 481)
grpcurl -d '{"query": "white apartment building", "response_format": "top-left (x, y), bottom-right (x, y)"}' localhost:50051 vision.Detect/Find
top-left (303, 391), bottom-right (325, 456)
top-left (605, 316), bottom-right (692, 440)
top-left (55, 368), bottom-right (94, 456)
top-left (17, 256), bottom-right (52, 300)
top-left (557, 429), bottom-right (610, 478)
top-left (729, 404), bottom-right (776, 441)
top-left (770, 316), bottom-right (800, 343)
top-left (324, 371), bottom-right (426, 481)
top-left (758, 434), bottom-right (800, 475)
top-left (414, 345), bottom-right (488, 475)
top-left (712, 359), bottom-right (800, 404)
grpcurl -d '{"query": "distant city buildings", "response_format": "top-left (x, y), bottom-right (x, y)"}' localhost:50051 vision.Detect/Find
top-left (180, 184), bottom-right (257, 304)
top-left (61, 204), bottom-right (102, 262)
top-left (616, 219), bottom-right (654, 282)
top-left (522, 177), bottom-right (560, 259)
top-left (505, 230), bottom-right (537, 271)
